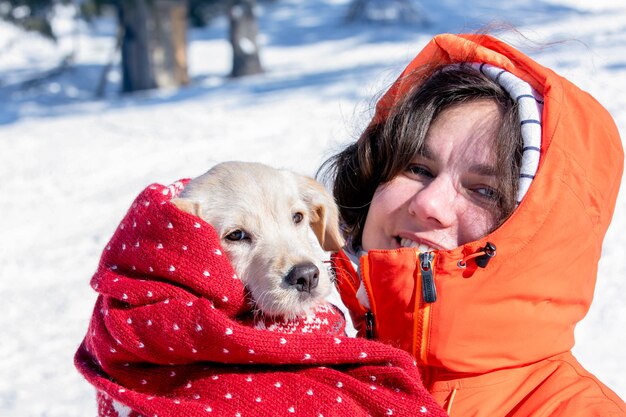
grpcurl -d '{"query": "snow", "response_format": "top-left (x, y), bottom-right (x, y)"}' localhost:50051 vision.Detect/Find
top-left (1, 0), bottom-right (625, 415)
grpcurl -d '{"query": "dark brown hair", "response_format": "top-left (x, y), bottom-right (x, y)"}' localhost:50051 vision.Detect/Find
top-left (319, 63), bottom-right (523, 248)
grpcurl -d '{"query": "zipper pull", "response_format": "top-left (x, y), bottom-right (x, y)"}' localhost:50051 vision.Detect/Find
top-left (365, 310), bottom-right (375, 339)
top-left (419, 252), bottom-right (437, 303)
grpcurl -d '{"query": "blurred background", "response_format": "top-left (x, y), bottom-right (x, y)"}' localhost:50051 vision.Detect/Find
top-left (1, 0), bottom-right (625, 415)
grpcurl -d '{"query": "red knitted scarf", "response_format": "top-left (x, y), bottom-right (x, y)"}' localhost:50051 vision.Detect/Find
top-left (74, 181), bottom-right (446, 417)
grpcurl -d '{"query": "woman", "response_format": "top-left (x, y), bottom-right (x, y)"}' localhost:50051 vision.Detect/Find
top-left (323, 33), bottom-right (626, 416)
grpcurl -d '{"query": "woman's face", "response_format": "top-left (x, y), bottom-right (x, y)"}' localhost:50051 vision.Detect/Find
top-left (361, 99), bottom-right (502, 252)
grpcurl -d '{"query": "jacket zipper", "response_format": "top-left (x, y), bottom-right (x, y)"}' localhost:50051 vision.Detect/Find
top-left (365, 310), bottom-right (375, 339)
top-left (362, 252), bottom-right (437, 343)
top-left (414, 251), bottom-right (436, 362)
top-left (358, 254), bottom-right (377, 340)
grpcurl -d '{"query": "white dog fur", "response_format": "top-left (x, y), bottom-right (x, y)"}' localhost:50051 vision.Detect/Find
top-left (172, 161), bottom-right (344, 319)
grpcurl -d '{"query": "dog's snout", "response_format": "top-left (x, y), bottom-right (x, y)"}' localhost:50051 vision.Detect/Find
top-left (285, 263), bottom-right (319, 293)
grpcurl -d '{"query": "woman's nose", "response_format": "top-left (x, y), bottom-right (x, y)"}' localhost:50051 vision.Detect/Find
top-left (408, 177), bottom-right (456, 227)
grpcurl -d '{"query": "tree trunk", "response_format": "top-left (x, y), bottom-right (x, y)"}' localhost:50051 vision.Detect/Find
top-left (118, 0), bottom-right (189, 93)
top-left (152, 0), bottom-right (189, 88)
top-left (229, 0), bottom-right (263, 78)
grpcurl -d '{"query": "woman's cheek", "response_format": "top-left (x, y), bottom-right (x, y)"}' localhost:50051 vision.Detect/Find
top-left (458, 206), bottom-right (496, 244)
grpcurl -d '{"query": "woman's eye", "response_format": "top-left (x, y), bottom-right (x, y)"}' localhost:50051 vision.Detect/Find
top-left (406, 164), bottom-right (434, 178)
top-left (225, 229), bottom-right (249, 241)
top-left (292, 212), bottom-right (304, 224)
top-left (473, 186), bottom-right (499, 200)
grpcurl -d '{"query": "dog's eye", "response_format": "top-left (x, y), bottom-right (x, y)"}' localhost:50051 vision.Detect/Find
top-left (225, 229), bottom-right (249, 241)
top-left (292, 212), bottom-right (304, 224)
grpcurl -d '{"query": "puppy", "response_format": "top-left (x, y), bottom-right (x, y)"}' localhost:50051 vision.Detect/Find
top-left (172, 161), bottom-right (344, 319)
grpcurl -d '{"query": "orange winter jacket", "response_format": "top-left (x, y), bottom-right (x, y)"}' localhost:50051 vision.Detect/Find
top-left (333, 34), bottom-right (626, 416)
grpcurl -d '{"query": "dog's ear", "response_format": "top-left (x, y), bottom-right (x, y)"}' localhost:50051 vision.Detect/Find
top-left (297, 175), bottom-right (345, 252)
top-left (171, 198), bottom-right (202, 217)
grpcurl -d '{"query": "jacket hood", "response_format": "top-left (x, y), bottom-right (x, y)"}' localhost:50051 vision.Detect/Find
top-left (336, 34), bottom-right (624, 373)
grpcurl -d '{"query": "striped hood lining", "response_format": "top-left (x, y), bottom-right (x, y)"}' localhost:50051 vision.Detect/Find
top-left (471, 62), bottom-right (544, 204)
top-left (443, 63), bottom-right (544, 204)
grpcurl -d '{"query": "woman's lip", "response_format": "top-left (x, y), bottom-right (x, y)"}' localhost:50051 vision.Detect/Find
top-left (395, 234), bottom-right (444, 250)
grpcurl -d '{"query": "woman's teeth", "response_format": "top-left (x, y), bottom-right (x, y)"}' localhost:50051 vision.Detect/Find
top-left (399, 238), bottom-right (435, 253)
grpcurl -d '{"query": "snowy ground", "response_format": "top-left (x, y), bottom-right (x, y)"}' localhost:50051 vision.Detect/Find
top-left (1, 0), bottom-right (625, 415)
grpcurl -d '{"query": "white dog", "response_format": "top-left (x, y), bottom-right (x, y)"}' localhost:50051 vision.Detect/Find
top-left (172, 161), bottom-right (344, 319)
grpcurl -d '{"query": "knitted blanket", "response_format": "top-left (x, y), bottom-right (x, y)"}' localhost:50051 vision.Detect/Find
top-left (74, 181), bottom-right (446, 417)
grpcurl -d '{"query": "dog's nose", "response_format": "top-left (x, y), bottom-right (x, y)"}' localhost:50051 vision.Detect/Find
top-left (285, 263), bottom-right (319, 293)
